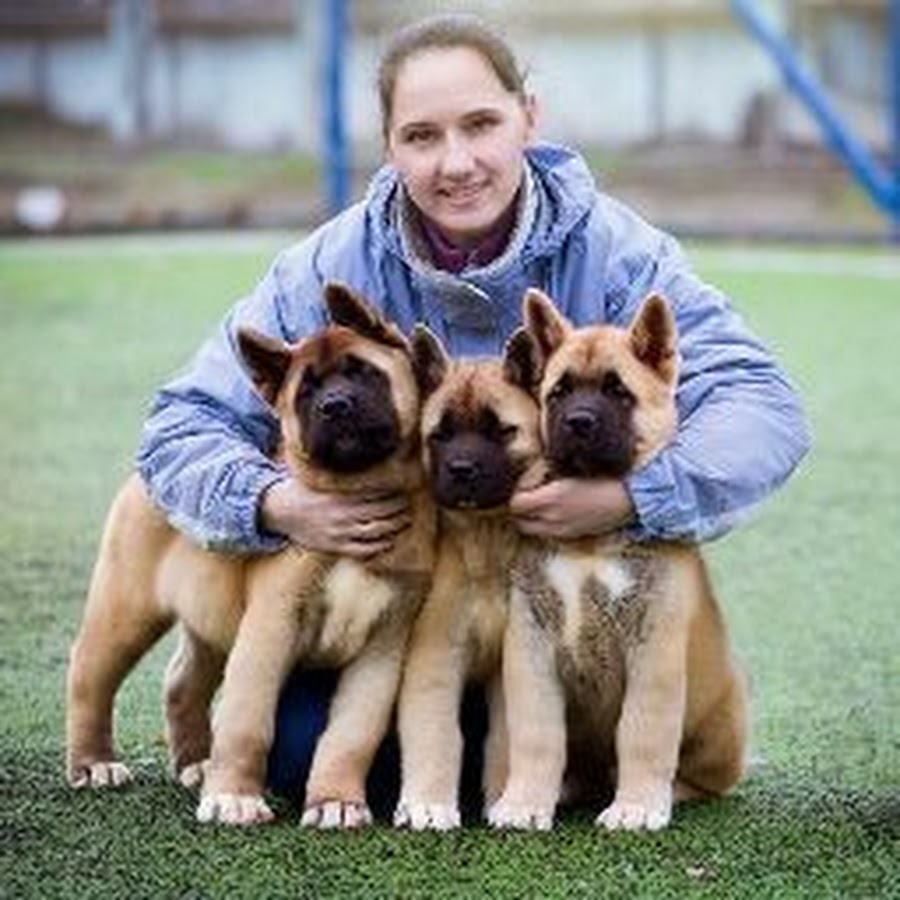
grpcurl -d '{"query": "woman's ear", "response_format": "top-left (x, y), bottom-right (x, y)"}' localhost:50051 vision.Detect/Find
top-left (523, 92), bottom-right (539, 142)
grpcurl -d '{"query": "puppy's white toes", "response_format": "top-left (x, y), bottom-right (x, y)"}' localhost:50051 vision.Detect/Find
top-left (196, 793), bottom-right (274, 826)
top-left (70, 761), bottom-right (133, 790)
top-left (178, 759), bottom-right (209, 790)
top-left (487, 800), bottom-right (553, 831)
top-left (393, 800), bottom-right (460, 831)
top-left (301, 800), bottom-right (372, 830)
top-left (596, 798), bottom-right (671, 832)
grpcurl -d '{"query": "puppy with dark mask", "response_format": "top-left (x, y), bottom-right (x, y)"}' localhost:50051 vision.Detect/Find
top-left (393, 327), bottom-right (543, 831)
top-left (489, 289), bottom-right (749, 832)
top-left (66, 285), bottom-right (435, 829)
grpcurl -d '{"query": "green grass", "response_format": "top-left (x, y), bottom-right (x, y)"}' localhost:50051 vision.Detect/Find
top-left (1, 236), bottom-right (897, 898)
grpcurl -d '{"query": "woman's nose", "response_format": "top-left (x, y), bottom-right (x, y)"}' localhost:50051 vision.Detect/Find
top-left (439, 133), bottom-right (475, 176)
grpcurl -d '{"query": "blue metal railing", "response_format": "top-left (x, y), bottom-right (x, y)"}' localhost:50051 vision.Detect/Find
top-left (731, 0), bottom-right (900, 232)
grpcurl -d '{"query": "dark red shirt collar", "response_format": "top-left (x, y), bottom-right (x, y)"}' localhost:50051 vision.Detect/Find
top-left (415, 195), bottom-right (519, 274)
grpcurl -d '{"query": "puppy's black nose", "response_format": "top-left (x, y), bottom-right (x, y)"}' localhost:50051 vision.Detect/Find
top-left (318, 392), bottom-right (354, 420)
top-left (447, 458), bottom-right (479, 482)
top-left (564, 409), bottom-right (597, 438)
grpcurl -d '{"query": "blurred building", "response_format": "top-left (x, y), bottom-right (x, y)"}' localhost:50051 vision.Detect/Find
top-left (0, 0), bottom-right (889, 155)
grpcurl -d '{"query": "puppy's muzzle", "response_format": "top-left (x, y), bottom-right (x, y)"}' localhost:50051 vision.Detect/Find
top-left (447, 458), bottom-right (479, 483)
top-left (549, 397), bottom-right (635, 479)
top-left (316, 389), bottom-right (355, 421)
top-left (563, 407), bottom-right (599, 439)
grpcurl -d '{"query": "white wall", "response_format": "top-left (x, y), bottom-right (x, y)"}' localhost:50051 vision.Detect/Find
top-left (0, 17), bottom-right (877, 151)
top-left (0, 36), bottom-right (114, 127)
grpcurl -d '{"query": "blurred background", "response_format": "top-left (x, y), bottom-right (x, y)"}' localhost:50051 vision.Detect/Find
top-left (0, 0), bottom-right (895, 240)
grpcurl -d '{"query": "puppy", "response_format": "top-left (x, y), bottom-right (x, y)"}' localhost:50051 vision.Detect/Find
top-left (489, 289), bottom-right (749, 832)
top-left (392, 327), bottom-right (543, 831)
top-left (66, 284), bottom-right (434, 828)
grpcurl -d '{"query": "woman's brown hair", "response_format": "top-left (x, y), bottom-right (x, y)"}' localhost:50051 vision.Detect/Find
top-left (377, 14), bottom-right (528, 139)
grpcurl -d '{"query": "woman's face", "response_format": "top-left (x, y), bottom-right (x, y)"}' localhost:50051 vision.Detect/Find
top-left (386, 45), bottom-right (536, 248)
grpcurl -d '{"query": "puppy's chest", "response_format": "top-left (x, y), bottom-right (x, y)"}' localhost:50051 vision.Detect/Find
top-left (463, 569), bottom-right (512, 676)
top-left (305, 559), bottom-right (407, 664)
top-left (520, 545), bottom-right (661, 673)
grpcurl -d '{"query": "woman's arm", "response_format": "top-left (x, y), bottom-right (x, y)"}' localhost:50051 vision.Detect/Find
top-left (618, 230), bottom-right (811, 542)
top-left (514, 198), bottom-right (810, 544)
top-left (136, 246), bottom-right (328, 553)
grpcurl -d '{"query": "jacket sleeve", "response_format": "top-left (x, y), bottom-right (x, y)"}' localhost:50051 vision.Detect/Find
top-left (604, 220), bottom-right (811, 543)
top-left (135, 243), bottom-right (329, 553)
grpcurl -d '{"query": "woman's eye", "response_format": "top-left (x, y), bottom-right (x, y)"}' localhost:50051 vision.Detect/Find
top-left (466, 116), bottom-right (496, 135)
top-left (499, 423), bottom-right (518, 441)
top-left (403, 129), bottom-right (436, 146)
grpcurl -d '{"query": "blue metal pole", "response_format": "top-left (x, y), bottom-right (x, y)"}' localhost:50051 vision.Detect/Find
top-left (323, 0), bottom-right (350, 215)
top-left (891, 0), bottom-right (900, 238)
top-left (731, 0), bottom-right (900, 227)
top-left (891, 0), bottom-right (900, 179)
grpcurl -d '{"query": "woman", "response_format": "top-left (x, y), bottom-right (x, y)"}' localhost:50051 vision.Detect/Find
top-left (137, 15), bottom-right (810, 809)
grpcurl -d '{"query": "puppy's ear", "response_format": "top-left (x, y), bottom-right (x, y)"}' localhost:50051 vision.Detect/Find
top-left (503, 327), bottom-right (542, 395)
top-left (629, 293), bottom-right (678, 385)
top-left (324, 282), bottom-right (408, 351)
top-left (237, 328), bottom-right (292, 404)
top-left (523, 288), bottom-right (569, 364)
top-left (411, 324), bottom-right (449, 398)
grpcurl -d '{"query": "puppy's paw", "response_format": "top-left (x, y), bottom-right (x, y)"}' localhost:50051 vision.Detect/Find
top-left (301, 800), bottom-right (372, 830)
top-left (393, 800), bottom-right (460, 831)
top-left (69, 761), bottom-right (133, 790)
top-left (487, 798), bottom-right (554, 831)
top-left (196, 792), bottom-right (275, 826)
top-left (596, 796), bottom-right (672, 832)
top-left (177, 759), bottom-right (209, 790)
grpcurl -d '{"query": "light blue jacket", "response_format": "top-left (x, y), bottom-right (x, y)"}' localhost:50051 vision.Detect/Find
top-left (137, 143), bottom-right (810, 552)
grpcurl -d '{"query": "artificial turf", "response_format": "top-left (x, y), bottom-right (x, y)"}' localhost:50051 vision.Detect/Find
top-left (1, 235), bottom-right (897, 898)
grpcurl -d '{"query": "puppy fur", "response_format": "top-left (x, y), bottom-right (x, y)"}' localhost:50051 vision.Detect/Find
top-left (66, 284), bottom-right (434, 828)
top-left (488, 289), bottom-right (749, 832)
top-left (392, 327), bottom-right (543, 831)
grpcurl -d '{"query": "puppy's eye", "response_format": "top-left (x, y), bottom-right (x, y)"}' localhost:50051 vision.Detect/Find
top-left (602, 370), bottom-right (634, 406)
top-left (340, 355), bottom-right (368, 378)
top-left (429, 413), bottom-right (455, 444)
top-left (547, 372), bottom-right (574, 403)
top-left (478, 407), bottom-right (516, 443)
top-left (299, 368), bottom-right (322, 395)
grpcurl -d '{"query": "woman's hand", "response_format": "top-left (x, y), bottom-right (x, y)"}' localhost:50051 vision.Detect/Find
top-left (510, 477), bottom-right (635, 540)
top-left (260, 478), bottom-right (411, 557)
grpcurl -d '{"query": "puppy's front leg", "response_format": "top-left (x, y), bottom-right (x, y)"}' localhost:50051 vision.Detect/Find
top-left (394, 560), bottom-right (467, 831)
top-left (488, 586), bottom-right (566, 831)
top-left (197, 557), bottom-right (321, 826)
top-left (598, 603), bottom-right (688, 832)
top-left (301, 622), bottom-right (409, 829)
top-left (480, 670), bottom-right (508, 809)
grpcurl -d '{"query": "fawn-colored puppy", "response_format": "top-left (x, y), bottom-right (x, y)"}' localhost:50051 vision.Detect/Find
top-left (393, 326), bottom-right (542, 831)
top-left (66, 285), bottom-right (434, 828)
top-left (489, 289), bottom-right (749, 832)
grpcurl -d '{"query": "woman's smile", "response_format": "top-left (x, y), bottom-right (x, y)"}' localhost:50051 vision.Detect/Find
top-left (387, 45), bottom-right (536, 247)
